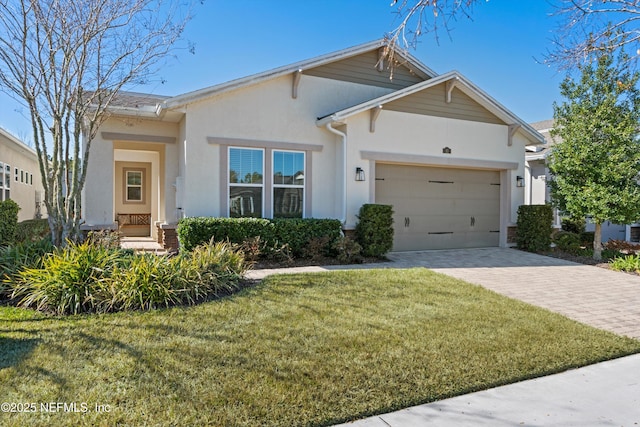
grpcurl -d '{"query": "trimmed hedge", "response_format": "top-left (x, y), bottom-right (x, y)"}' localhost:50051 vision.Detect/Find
top-left (177, 217), bottom-right (342, 257)
top-left (355, 204), bottom-right (394, 257)
top-left (516, 204), bottom-right (553, 253)
top-left (0, 199), bottom-right (20, 246)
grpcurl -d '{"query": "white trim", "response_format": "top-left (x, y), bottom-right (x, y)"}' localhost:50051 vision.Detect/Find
top-left (361, 150), bottom-right (519, 171)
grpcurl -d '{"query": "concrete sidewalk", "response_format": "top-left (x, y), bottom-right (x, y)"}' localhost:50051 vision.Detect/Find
top-left (245, 247), bottom-right (640, 426)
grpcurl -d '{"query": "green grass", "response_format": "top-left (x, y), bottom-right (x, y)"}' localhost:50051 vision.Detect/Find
top-left (1, 268), bottom-right (638, 426)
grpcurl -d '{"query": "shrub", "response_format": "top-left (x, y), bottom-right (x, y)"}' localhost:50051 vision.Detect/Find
top-left (554, 231), bottom-right (582, 254)
top-left (10, 238), bottom-right (249, 315)
top-left (14, 218), bottom-right (50, 243)
top-left (516, 204), bottom-right (553, 253)
top-left (272, 218), bottom-right (342, 257)
top-left (107, 254), bottom-right (180, 311)
top-left (610, 254), bottom-right (640, 273)
top-left (580, 231), bottom-right (595, 246)
top-left (13, 241), bottom-right (124, 315)
top-left (0, 199), bottom-right (20, 246)
top-left (85, 229), bottom-right (121, 249)
top-left (561, 217), bottom-right (586, 234)
top-left (177, 217), bottom-right (274, 251)
top-left (333, 236), bottom-right (363, 264)
top-left (0, 239), bottom-right (54, 300)
top-left (177, 217), bottom-right (342, 258)
top-left (355, 204), bottom-right (394, 257)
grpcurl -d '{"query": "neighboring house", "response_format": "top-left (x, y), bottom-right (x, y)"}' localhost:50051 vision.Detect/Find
top-left (0, 127), bottom-right (44, 221)
top-left (82, 40), bottom-right (544, 251)
top-left (526, 120), bottom-right (561, 229)
top-left (527, 119), bottom-right (633, 242)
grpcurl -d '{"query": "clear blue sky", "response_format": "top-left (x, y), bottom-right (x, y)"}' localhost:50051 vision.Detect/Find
top-left (0, 0), bottom-right (564, 145)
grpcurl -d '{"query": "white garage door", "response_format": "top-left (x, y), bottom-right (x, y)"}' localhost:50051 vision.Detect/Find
top-left (375, 163), bottom-right (501, 251)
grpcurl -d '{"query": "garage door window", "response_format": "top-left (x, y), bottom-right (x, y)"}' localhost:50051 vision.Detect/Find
top-left (229, 148), bottom-right (264, 218)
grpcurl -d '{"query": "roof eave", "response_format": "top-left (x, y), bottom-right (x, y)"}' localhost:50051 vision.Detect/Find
top-left (160, 39), bottom-right (438, 113)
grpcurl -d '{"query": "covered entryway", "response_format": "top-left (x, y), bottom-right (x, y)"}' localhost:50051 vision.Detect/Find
top-left (375, 163), bottom-right (501, 251)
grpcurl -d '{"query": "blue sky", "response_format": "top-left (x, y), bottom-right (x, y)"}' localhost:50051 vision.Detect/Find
top-left (0, 0), bottom-right (564, 145)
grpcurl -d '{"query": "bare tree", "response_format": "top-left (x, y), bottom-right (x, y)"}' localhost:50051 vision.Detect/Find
top-left (0, 0), bottom-right (192, 246)
top-left (382, 0), bottom-right (483, 68)
top-left (549, 1), bottom-right (640, 68)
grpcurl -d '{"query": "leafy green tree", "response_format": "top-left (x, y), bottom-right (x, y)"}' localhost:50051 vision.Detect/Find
top-left (549, 49), bottom-right (640, 260)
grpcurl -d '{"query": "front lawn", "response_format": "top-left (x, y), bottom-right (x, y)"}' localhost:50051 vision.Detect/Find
top-left (1, 268), bottom-right (638, 426)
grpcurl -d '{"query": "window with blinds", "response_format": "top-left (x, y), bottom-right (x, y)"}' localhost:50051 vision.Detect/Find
top-left (229, 148), bottom-right (264, 218)
top-left (273, 150), bottom-right (304, 218)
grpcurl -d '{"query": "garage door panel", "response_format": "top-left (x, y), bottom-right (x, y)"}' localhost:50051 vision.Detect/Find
top-left (376, 163), bottom-right (501, 251)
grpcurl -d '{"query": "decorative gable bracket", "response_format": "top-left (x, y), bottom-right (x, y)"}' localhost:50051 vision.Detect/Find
top-left (508, 124), bottom-right (520, 147)
top-left (445, 77), bottom-right (460, 103)
top-left (292, 69), bottom-right (303, 99)
top-left (370, 105), bottom-right (383, 133)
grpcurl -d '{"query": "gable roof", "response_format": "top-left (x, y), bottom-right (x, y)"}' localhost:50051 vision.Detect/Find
top-left (157, 39), bottom-right (438, 113)
top-left (317, 71), bottom-right (545, 145)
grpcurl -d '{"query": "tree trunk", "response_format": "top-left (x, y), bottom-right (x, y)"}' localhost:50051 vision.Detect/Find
top-left (593, 222), bottom-right (603, 261)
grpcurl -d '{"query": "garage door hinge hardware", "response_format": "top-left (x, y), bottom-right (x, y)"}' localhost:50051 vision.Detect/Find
top-left (470, 216), bottom-right (476, 227)
top-left (404, 217), bottom-right (410, 227)
top-left (428, 180), bottom-right (454, 184)
top-left (428, 232), bottom-right (454, 235)
top-left (490, 183), bottom-right (501, 186)
top-left (375, 178), bottom-right (385, 181)
top-left (490, 230), bottom-right (500, 233)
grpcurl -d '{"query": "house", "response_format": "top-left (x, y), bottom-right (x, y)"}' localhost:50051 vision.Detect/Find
top-left (82, 40), bottom-right (544, 251)
top-left (525, 120), bottom-right (561, 229)
top-left (0, 127), bottom-right (44, 221)
top-left (527, 119), bottom-right (634, 242)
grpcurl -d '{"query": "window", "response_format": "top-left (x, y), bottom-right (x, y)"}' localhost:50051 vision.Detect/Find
top-left (125, 170), bottom-right (144, 202)
top-left (30, 174), bottom-right (33, 185)
top-left (229, 148), bottom-right (263, 218)
top-left (273, 150), bottom-right (304, 218)
top-left (14, 167), bottom-right (18, 182)
top-left (20, 170), bottom-right (24, 183)
top-left (4, 164), bottom-right (10, 190)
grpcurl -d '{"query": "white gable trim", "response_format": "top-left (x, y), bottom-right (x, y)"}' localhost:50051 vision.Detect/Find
top-left (317, 71), bottom-right (544, 146)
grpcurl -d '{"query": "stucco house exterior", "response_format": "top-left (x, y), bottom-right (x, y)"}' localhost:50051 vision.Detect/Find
top-left (0, 127), bottom-right (44, 221)
top-left (82, 40), bottom-right (543, 251)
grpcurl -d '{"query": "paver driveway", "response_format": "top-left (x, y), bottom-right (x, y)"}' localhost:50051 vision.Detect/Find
top-left (385, 248), bottom-right (640, 339)
top-left (247, 247), bottom-right (640, 339)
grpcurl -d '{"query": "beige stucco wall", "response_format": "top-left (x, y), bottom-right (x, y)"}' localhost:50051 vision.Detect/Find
top-left (0, 130), bottom-right (45, 221)
top-left (178, 74), bottom-right (392, 219)
top-left (344, 110), bottom-right (527, 246)
top-left (83, 118), bottom-right (178, 229)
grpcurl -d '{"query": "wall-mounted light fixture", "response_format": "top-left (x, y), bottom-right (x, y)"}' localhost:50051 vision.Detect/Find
top-left (442, 147), bottom-right (452, 154)
top-left (516, 175), bottom-right (524, 188)
top-left (355, 167), bottom-right (366, 182)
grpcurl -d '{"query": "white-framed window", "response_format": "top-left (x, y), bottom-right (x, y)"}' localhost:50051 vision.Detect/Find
top-left (14, 167), bottom-right (18, 182)
top-left (4, 164), bottom-right (10, 190)
top-left (229, 147), bottom-right (264, 218)
top-left (125, 170), bottom-right (144, 202)
top-left (20, 170), bottom-right (24, 183)
top-left (273, 150), bottom-right (304, 218)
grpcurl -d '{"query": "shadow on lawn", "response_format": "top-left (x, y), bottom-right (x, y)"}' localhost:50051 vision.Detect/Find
top-left (0, 336), bottom-right (40, 370)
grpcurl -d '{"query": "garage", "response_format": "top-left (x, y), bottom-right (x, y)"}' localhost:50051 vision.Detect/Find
top-left (375, 163), bottom-right (501, 251)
